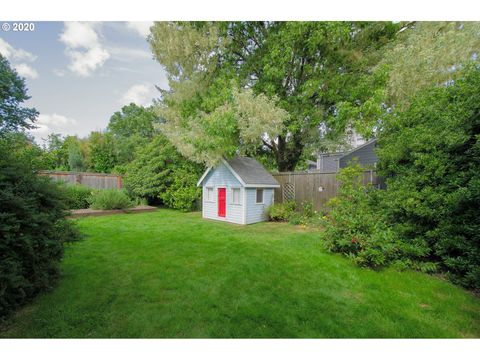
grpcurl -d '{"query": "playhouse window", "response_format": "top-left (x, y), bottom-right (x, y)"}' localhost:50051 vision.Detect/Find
top-left (206, 187), bottom-right (214, 201)
top-left (256, 188), bottom-right (264, 203)
top-left (232, 188), bottom-right (241, 205)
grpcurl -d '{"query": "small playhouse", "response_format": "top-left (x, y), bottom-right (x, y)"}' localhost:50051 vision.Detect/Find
top-left (197, 156), bottom-right (280, 225)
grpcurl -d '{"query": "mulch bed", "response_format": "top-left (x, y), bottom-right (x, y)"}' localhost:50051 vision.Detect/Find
top-left (68, 205), bottom-right (158, 218)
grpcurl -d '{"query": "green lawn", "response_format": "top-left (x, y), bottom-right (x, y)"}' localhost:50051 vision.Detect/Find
top-left (1, 209), bottom-right (479, 338)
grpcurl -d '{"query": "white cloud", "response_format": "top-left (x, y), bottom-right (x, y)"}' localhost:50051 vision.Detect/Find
top-left (0, 38), bottom-right (37, 62)
top-left (15, 63), bottom-right (38, 79)
top-left (121, 84), bottom-right (155, 106)
top-left (126, 22), bottom-right (153, 38)
top-left (59, 22), bottom-right (101, 49)
top-left (0, 37), bottom-right (39, 79)
top-left (30, 113), bottom-right (78, 140)
top-left (59, 22), bottom-right (110, 77)
top-left (108, 46), bottom-right (151, 62)
top-left (66, 47), bottom-right (110, 77)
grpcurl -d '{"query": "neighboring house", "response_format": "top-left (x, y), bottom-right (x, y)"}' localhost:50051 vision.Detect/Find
top-left (197, 157), bottom-right (280, 225)
top-left (309, 139), bottom-right (378, 172)
top-left (345, 128), bottom-right (366, 148)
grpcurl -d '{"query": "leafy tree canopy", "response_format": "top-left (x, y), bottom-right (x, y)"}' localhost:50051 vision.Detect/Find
top-left (0, 55), bottom-right (38, 136)
top-left (149, 21), bottom-right (400, 171)
top-left (107, 103), bottom-right (158, 138)
top-left (125, 134), bottom-right (203, 210)
top-left (382, 21), bottom-right (480, 108)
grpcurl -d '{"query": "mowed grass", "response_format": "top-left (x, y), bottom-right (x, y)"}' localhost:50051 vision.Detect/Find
top-left (1, 210), bottom-right (479, 338)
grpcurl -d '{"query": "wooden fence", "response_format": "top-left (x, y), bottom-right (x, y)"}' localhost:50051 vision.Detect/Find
top-left (38, 170), bottom-right (122, 190)
top-left (272, 170), bottom-right (381, 211)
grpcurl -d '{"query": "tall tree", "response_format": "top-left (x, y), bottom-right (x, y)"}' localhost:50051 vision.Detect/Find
top-left (125, 134), bottom-right (203, 210)
top-left (87, 131), bottom-right (117, 173)
top-left (68, 141), bottom-right (85, 171)
top-left (107, 103), bottom-right (158, 138)
top-left (0, 55), bottom-right (38, 136)
top-left (382, 21), bottom-right (480, 108)
top-left (149, 22), bottom-right (399, 171)
top-left (106, 103), bottom-right (160, 171)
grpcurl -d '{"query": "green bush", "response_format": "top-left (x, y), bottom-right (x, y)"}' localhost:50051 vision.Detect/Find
top-left (267, 201), bottom-right (296, 222)
top-left (0, 142), bottom-right (80, 319)
top-left (59, 183), bottom-right (93, 209)
top-left (89, 189), bottom-right (133, 210)
top-left (378, 66), bottom-right (480, 289)
top-left (288, 201), bottom-right (316, 226)
top-left (322, 162), bottom-right (426, 268)
top-left (268, 201), bottom-right (319, 225)
top-left (125, 134), bottom-right (204, 210)
top-left (161, 166), bottom-right (202, 212)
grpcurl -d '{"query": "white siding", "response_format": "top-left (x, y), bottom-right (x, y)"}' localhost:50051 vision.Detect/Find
top-left (245, 188), bottom-right (274, 224)
top-left (202, 163), bottom-right (245, 224)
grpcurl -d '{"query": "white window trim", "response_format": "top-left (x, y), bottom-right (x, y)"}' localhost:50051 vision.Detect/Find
top-left (256, 188), bottom-right (264, 204)
top-left (205, 187), bottom-right (215, 202)
top-left (230, 187), bottom-right (242, 205)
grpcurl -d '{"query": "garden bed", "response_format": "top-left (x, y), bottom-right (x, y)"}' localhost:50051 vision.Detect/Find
top-left (68, 205), bottom-right (157, 218)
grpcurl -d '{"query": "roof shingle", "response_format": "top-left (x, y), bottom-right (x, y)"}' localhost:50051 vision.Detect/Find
top-left (226, 157), bottom-right (279, 186)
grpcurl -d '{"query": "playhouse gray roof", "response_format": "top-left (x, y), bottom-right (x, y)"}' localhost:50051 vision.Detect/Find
top-left (226, 157), bottom-right (279, 186)
top-left (197, 156), bottom-right (280, 187)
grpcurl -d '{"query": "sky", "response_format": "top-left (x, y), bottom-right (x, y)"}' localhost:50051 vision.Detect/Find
top-left (0, 21), bottom-right (169, 144)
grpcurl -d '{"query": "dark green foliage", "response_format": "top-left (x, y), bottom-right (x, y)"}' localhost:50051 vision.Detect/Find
top-left (125, 134), bottom-right (204, 211)
top-left (161, 166), bottom-right (202, 212)
top-left (322, 162), bottom-right (425, 268)
top-left (42, 134), bottom-right (69, 170)
top-left (0, 55), bottom-right (38, 136)
top-left (107, 103), bottom-right (158, 139)
top-left (0, 142), bottom-right (79, 319)
top-left (323, 68), bottom-right (480, 288)
top-left (150, 22), bottom-right (400, 171)
top-left (377, 66), bottom-right (480, 288)
top-left (39, 105), bottom-right (159, 174)
top-left (2, 132), bottom-right (52, 171)
top-left (221, 22), bottom-right (400, 170)
top-left (87, 132), bottom-right (117, 173)
top-left (58, 183), bottom-right (93, 209)
top-left (89, 189), bottom-right (133, 210)
top-left (42, 135), bottom-right (83, 172)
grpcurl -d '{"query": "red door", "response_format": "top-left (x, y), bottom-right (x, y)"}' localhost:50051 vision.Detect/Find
top-left (218, 188), bottom-right (226, 217)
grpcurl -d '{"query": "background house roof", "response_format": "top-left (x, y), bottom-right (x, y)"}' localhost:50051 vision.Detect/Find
top-left (338, 138), bottom-right (377, 159)
top-left (225, 157), bottom-right (280, 186)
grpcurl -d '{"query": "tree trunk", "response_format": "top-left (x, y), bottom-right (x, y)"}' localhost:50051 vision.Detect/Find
top-left (274, 134), bottom-right (304, 172)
